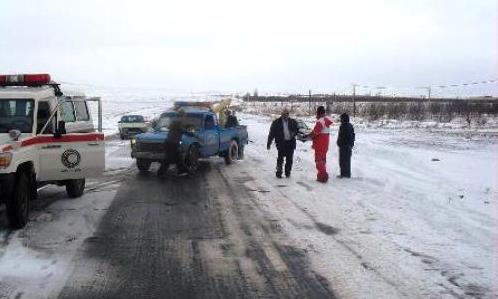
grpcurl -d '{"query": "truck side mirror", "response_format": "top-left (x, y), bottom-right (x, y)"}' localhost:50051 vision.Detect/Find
top-left (54, 120), bottom-right (66, 138)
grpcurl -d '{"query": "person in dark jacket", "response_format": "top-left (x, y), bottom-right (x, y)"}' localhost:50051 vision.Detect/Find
top-left (336, 113), bottom-right (355, 178)
top-left (267, 108), bottom-right (298, 178)
top-left (225, 110), bottom-right (239, 127)
top-left (158, 116), bottom-right (187, 176)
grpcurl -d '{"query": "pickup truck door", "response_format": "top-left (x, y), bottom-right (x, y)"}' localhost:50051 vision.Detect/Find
top-left (37, 98), bottom-right (105, 181)
top-left (201, 114), bottom-right (219, 157)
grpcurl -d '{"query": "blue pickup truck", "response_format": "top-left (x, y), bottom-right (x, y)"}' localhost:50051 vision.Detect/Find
top-left (130, 105), bottom-right (248, 174)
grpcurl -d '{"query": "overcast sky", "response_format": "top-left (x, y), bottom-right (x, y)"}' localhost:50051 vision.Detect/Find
top-left (0, 0), bottom-right (496, 96)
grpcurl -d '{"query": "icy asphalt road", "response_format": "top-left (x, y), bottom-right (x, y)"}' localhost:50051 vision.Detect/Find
top-left (57, 160), bottom-right (335, 299)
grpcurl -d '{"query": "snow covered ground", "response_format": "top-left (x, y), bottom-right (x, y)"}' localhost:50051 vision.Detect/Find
top-left (0, 90), bottom-right (496, 298)
top-left (238, 112), bottom-right (498, 298)
top-left (0, 141), bottom-right (131, 299)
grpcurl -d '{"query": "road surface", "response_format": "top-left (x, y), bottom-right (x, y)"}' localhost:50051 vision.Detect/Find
top-left (56, 161), bottom-right (335, 299)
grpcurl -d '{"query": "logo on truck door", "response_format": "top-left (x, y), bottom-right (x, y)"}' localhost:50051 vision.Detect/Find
top-left (61, 149), bottom-right (81, 168)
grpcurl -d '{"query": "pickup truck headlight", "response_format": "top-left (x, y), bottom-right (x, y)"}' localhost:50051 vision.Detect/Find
top-left (0, 152), bottom-right (13, 169)
top-left (131, 138), bottom-right (137, 146)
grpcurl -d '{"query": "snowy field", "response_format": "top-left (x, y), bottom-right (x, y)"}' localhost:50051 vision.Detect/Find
top-left (0, 90), bottom-right (497, 298)
top-left (239, 112), bottom-right (498, 298)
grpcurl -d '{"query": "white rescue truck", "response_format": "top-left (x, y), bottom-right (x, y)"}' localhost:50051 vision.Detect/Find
top-left (0, 74), bottom-right (105, 228)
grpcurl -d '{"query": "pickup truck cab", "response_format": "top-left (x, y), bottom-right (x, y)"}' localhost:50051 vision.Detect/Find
top-left (118, 114), bottom-right (148, 139)
top-left (131, 103), bottom-right (248, 174)
top-left (0, 74), bottom-right (105, 228)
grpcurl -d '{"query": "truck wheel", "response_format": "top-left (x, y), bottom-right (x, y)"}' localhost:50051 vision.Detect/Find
top-left (29, 171), bottom-right (38, 201)
top-left (137, 159), bottom-right (151, 172)
top-left (184, 146), bottom-right (199, 174)
top-left (66, 179), bottom-right (85, 198)
top-left (6, 170), bottom-right (31, 229)
top-left (224, 140), bottom-right (239, 165)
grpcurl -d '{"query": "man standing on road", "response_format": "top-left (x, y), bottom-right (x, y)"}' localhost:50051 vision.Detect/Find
top-left (158, 114), bottom-right (187, 177)
top-left (310, 106), bottom-right (333, 183)
top-left (267, 108), bottom-right (298, 178)
top-left (337, 113), bottom-right (355, 178)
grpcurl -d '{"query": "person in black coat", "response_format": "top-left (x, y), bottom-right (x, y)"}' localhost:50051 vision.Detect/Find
top-left (336, 113), bottom-right (355, 178)
top-left (267, 108), bottom-right (298, 178)
top-left (225, 110), bottom-right (239, 127)
top-left (158, 117), bottom-right (186, 176)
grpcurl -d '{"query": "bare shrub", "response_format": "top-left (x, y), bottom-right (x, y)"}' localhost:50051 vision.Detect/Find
top-left (408, 102), bottom-right (424, 121)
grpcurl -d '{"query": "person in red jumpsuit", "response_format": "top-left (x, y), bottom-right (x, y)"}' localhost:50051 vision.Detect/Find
top-left (310, 106), bottom-right (333, 182)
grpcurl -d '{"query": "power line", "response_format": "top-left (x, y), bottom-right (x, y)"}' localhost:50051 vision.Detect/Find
top-left (349, 79), bottom-right (497, 98)
top-left (352, 79), bottom-right (497, 91)
top-left (437, 79), bottom-right (497, 88)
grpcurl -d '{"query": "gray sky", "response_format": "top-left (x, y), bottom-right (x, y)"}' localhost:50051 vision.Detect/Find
top-left (1, 0), bottom-right (497, 96)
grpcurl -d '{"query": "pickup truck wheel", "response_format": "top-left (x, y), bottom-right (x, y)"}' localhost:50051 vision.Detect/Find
top-left (6, 170), bottom-right (31, 229)
top-left (185, 146), bottom-right (199, 174)
top-left (66, 179), bottom-right (85, 198)
top-left (137, 159), bottom-right (151, 172)
top-left (224, 140), bottom-right (239, 165)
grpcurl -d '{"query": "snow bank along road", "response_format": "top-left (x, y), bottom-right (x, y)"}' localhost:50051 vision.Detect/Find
top-left (0, 110), bottom-right (497, 298)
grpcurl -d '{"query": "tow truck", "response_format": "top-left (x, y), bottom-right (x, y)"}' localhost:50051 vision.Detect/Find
top-left (130, 100), bottom-right (248, 174)
top-left (0, 74), bottom-right (105, 228)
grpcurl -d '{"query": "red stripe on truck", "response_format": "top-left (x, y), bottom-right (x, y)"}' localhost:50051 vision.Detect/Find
top-left (20, 133), bottom-right (104, 147)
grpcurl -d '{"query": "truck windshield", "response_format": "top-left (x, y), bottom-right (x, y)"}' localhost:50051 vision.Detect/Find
top-left (154, 113), bottom-right (203, 131)
top-left (121, 115), bottom-right (144, 123)
top-left (0, 99), bottom-right (34, 133)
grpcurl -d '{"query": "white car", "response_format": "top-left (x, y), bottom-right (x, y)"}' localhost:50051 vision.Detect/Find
top-left (118, 114), bottom-right (147, 139)
top-left (0, 73), bottom-right (105, 228)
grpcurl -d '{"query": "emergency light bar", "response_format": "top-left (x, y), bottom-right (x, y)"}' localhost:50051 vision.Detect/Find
top-left (0, 74), bottom-right (52, 86)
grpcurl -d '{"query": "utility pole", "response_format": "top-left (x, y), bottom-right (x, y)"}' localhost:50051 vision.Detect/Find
top-left (417, 86), bottom-right (432, 120)
top-left (417, 86), bottom-right (431, 99)
top-left (376, 86), bottom-right (386, 97)
top-left (308, 89), bottom-right (312, 115)
top-left (352, 83), bottom-right (358, 117)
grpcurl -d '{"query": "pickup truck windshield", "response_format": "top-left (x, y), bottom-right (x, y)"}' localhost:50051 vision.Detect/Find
top-left (0, 99), bottom-right (34, 133)
top-left (155, 113), bottom-right (203, 131)
top-left (121, 115), bottom-right (144, 123)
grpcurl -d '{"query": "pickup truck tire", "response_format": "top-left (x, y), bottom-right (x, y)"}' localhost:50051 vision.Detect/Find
top-left (184, 146), bottom-right (199, 174)
top-left (6, 170), bottom-right (31, 229)
top-left (66, 179), bottom-right (86, 198)
top-left (224, 140), bottom-right (239, 165)
top-left (137, 159), bottom-right (151, 172)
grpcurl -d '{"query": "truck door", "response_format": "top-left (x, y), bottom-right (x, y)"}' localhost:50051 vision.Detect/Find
top-left (201, 114), bottom-right (219, 157)
top-left (62, 98), bottom-right (95, 133)
top-left (37, 98), bottom-right (104, 181)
